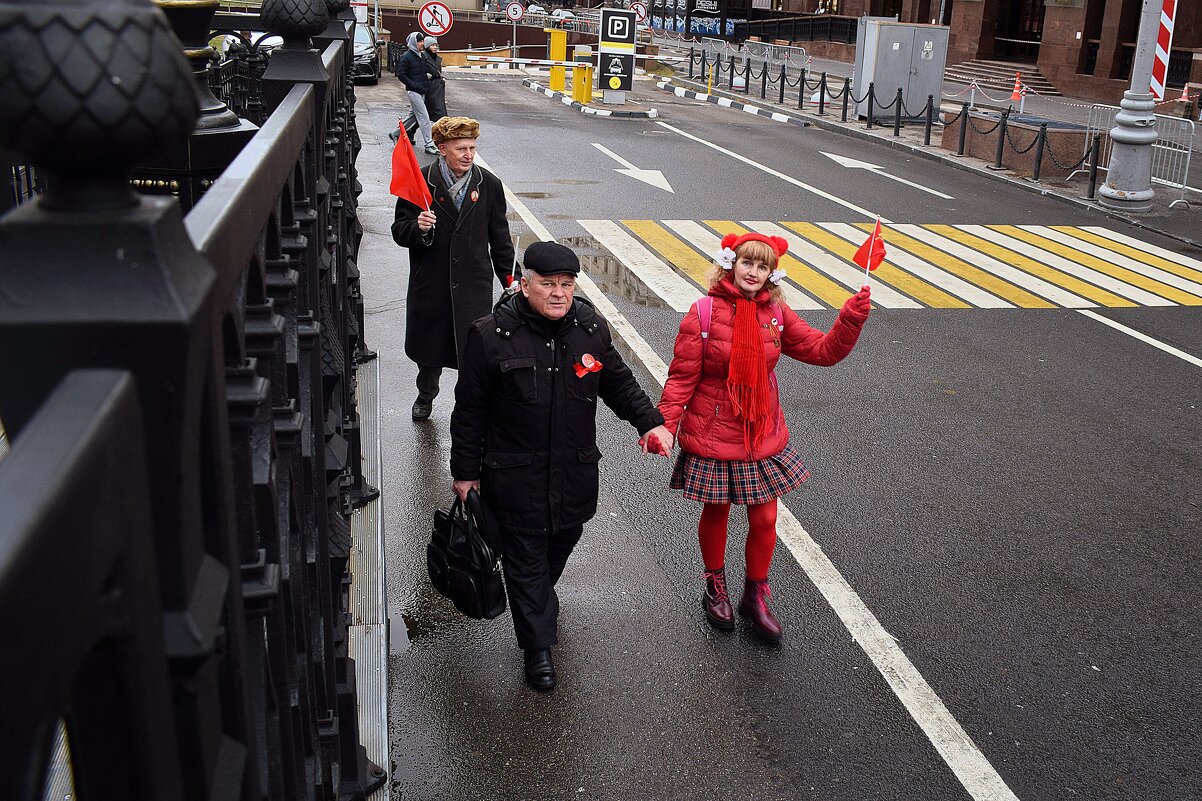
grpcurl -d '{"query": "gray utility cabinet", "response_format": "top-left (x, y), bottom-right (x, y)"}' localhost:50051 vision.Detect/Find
top-left (852, 18), bottom-right (948, 121)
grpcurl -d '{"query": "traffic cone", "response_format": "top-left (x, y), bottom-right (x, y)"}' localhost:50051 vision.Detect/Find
top-left (1010, 72), bottom-right (1022, 103)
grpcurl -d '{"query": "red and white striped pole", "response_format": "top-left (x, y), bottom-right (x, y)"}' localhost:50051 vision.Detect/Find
top-left (1149, 0), bottom-right (1177, 101)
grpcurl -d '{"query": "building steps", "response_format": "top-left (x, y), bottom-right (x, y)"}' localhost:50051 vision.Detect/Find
top-left (944, 59), bottom-right (1061, 96)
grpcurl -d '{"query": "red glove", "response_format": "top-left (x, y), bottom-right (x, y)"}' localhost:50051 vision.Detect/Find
top-left (842, 285), bottom-right (871, 322)
top-left (638, 433), bottom-right (668, 456)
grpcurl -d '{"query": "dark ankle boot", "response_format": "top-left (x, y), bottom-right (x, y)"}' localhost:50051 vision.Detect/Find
top-left (703, 567), bottom-right (735, 631)
top-left (738, 578), bottom-right (782, 644)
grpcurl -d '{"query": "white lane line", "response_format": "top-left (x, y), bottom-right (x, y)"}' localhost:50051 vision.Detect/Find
top-left (1076, 310), bottom-right (1202, 367)
top-left (898, 225), bottom-right (1095, 308)
top-left (963, 226), bottom-right (1175, 307)
top-left (482, 155), bottom-right (670, 382)
top-left (745, 221), bottom-right (924, 309)
top-left (816, 223), bottom-right (1014, 309)
top-left (577, 220), bottom-right (699, 312)
top-left (1023, 226), bottom-right (1202, 298)
top-left (1081, 226), bottom-right (1202, 273)
top-left (661, 219), bottom-right (824, 310)
top-left (496, 166), bottom-right (1020, 801)
top-left (655, 120), bottom-right (887, 223)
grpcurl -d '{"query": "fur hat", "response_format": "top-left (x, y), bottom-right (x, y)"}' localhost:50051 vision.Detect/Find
top-left (721, 232), bottom-right (788, 257)
top-left (431, 116), bottom-right (480, 144)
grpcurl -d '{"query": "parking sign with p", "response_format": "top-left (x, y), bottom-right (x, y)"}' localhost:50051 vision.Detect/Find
top-left (598, 8), bottom-right (636, 93)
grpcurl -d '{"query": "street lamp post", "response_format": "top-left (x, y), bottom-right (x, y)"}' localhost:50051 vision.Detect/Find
top-left (1097, 0), bottom-right (1162, 213)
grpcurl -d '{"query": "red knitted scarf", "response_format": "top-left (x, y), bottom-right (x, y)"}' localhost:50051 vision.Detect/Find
top-left (725, 294), bottom-right (772, 452)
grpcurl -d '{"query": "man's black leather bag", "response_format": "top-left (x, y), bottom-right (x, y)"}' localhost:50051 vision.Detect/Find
top-left (427, 489), bottom-right (506, 620)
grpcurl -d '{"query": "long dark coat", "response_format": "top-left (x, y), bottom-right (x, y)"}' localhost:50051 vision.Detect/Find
top-left (423, 52), bottom-right (447, 121)
top-left (392, 162), bottom-right (514, 369)
top-left (449, 294), bottom-right (665, 533)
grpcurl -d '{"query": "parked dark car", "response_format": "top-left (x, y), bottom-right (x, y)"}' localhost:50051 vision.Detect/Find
top-left (353, 25), bottom-right (381, 83)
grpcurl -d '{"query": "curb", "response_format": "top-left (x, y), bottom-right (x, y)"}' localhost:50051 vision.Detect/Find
top-left (523, 79), bottom-right (660, 118)
top-left (658, 76), bottom-right (1200, 251)
top-left (656, 80), bottom-right (811, 128)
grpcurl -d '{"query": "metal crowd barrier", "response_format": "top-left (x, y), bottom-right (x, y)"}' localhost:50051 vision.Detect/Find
top-left (1071, 103), bottom-right (1196, 208)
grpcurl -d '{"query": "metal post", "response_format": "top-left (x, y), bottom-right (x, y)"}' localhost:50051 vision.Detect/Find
top-left (1088, 133), bottom-right (1102, 199)
top-left (841, 76), bottom-right (850, 122)
top-left (797, 66), bottom-right (806, 109)
top-left (957, 102), bottom-right (969, 155)
top-left (893, 86), bottom-right (903, 137)
top-left (924, 94), bottom-right (934, 146)
top-left (993, 109), bottom-right (1009, 169)
top-left (700, 49), bottom-right (707, 80)
top-left (689, 46), bottom-right (696, 79)
top-left (760, 59), bottom-right (767, 99)
top-left (1032, 122), bottom-right (1048, 182)
top-left (969, 82), bottom-right (976, 110)
top-left (1098, 0), bottom-right (1161, 211)
top-left (744, 59), bottom-right (752, 93)
top-left (866, 82), bottom-right (875, 129)
top-left (778, 64), bottom-right (786, 104)
top-left (819, 72), bottom-right (827, 115)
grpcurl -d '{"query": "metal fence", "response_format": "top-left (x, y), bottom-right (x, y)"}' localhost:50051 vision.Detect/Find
top-left (742, 39), bottom-right (809, 68)
top-left (1, 3), bottom-right (382, 801)
top-left (1071, 103), bottom-right (1196, 208)
top-left (733, 14), bottom-right (856, 45)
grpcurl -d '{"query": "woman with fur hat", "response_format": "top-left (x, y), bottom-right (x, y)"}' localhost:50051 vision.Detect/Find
top-left (657, 233), bottom-right (871, 643)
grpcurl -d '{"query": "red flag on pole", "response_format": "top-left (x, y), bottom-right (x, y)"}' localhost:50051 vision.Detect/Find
top-left (852, 219), bottom-right (886, 272)
top-left (390, 125), bottom-right (433, 209)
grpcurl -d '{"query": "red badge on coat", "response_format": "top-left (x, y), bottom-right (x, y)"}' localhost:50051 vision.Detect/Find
top-left (574, 353), bottom-right (603, 378)
top-left (470, 189), bottom-right (479, 202)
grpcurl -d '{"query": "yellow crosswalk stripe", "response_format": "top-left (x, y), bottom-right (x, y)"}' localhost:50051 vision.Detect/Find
top-left (866, 223), bottom-right (1053, 308)
top-left (702, 220), bottom-right (852, 308)
top-left (620, 219), bottom-right (713, 287)
top-left (783, 222), bottom-right (969, 308)
top-left (1052, 226), bottom-right (1202, 285)
top-left (930, 225), bottom-right (1137, 307)
top-left (994, 226), bottom-right (1202, 306)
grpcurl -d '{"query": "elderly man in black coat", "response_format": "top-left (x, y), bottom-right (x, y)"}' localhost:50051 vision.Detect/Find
top-left (392, 117), bottom-right (514, 419)
top-left (449, 241), bottom-right (674, 692)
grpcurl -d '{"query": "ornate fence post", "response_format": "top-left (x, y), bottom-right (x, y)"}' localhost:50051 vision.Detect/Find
top-left (0, 2), bottom-right (264, 800)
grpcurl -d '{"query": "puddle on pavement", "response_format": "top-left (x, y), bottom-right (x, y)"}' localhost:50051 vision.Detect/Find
top-left (564, 234), bottom-right (670, 309)
top-left (550, 179), bottom-right (600, 185)
top-left (389, 612), bottom-right (436, 655)
top-left (515, 191), bottom-right (552, 199)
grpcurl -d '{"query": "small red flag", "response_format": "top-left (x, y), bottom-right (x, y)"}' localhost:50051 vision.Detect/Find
top-left (389, 125), bottom-right (433, 209)
top-left (852, 219), bottom-right (886, 271)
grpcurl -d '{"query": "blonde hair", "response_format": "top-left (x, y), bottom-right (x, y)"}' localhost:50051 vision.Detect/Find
top-left (431, 116), bottom-right (480, 144)
top-left (706, 239), bottom-right (784, 301)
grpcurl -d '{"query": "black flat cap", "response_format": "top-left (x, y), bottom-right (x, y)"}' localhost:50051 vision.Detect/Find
top-left (523, 241), bottom-right (580, 276)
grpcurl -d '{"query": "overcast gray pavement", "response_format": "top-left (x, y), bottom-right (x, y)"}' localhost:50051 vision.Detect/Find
top-left (358, 69), bottom-right (1201, 801)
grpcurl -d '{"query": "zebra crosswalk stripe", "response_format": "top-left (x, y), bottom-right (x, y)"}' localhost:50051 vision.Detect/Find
top-left (820, 222), bottom-right (1011, 309)
top-left (577, 220), bottom-right (697, 312)
top-left (622, 219), bottom-right (715, 289)
top-left (786, 222), bottom-right (962, 308)
top-left (1062, 227), bottom-right (1202, 284)
top-left (1020, 226), bottom-right (1202, 300)
top-left (966, 226), bottom-right (1173, 307)
top-left (744, 221), bottom-right (923, 309)
top-left (1002, 227), bottom-right (1201, 306)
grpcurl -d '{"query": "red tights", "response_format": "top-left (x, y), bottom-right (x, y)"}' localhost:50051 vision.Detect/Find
top-left (697, 500), bottom-right (778, 582)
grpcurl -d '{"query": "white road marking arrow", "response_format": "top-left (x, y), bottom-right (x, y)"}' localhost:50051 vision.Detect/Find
top-left (821, 151), bottom-right (954, 199)
top-left (591, 143), bottom-right (675, 193)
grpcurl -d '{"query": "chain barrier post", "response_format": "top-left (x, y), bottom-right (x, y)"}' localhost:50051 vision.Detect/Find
top-left (760, 59), bottom-right (767, 99)
top-left (744, 59), bottom-right (752, 93)
top-left (866, 82), bottom-right (875, 129)
top-left (893, 87), bottom-right (903, 137)
top-left (969, 81), bottom-right (976, 110)
top-left (841, 76), bottom-right (850, 122)
top-left (689, 46), bottom-right (696, 80)
top-left (957, 102), bottom-right (969, 155)
top-left (1032, 122), bottom-right (1048, 182)
top-left (818, 72), bottom-right (827, 115)
top-left (778, 63), bottom-right (786, 104)
top-left (992, 108), bottom-right (1009, 169)
top-left (1088, 133), bottom-right (1102, 199)
top-left (924, 94), bottom-right (934, 146)
top-left (797, 66), bottom-right (806, 109)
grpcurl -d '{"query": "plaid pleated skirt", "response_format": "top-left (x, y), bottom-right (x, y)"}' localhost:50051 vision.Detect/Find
top-left (669, 444), bottom-right (810, 505)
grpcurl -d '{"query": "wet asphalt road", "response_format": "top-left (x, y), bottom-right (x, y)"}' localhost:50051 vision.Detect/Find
top-left (354, 71), bottom-right (1202, 800)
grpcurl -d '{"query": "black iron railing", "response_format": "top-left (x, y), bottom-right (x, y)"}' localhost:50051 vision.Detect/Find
top-left (0, 2), bottom-right (380, 801)
top-left (733, 14), bottom-right (857, 45)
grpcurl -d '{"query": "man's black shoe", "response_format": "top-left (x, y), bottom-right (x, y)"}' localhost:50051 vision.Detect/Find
top-left (411, 398), bottom-right (432, 420)
top-left (523, 648), bottom-right (556, 692)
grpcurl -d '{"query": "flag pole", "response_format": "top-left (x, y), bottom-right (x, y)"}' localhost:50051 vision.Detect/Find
top-left (864, 216), bottom-right (877, 286)
top-left (510, 235), bottom-right (520, 287)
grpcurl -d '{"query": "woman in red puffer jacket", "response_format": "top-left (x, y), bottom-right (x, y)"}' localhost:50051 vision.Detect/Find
top-left (658, 232), bottom-right (871, 643)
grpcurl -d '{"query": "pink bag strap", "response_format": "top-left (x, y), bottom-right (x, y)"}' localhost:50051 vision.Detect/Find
top-left (697, 296), bottom-right (713, 360)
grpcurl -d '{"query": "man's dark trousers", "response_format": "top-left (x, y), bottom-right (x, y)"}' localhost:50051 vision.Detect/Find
top-left (416, 365), bottom-right (442, 402)
top-left (500, 523), bottom-right (585, 648)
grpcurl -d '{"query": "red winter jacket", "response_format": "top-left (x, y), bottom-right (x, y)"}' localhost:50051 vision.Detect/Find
top-left (658, 279), bottom-right (867, 462)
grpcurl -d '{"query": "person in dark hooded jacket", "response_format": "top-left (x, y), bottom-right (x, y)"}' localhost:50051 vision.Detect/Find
top-left (450, 242), bottom-right (673, 692)
top-left (395, 31), bottom-right (437, 154)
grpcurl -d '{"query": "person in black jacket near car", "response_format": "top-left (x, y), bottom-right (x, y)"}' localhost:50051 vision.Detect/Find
top-left (449, 241), bottom-right (674, 692)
